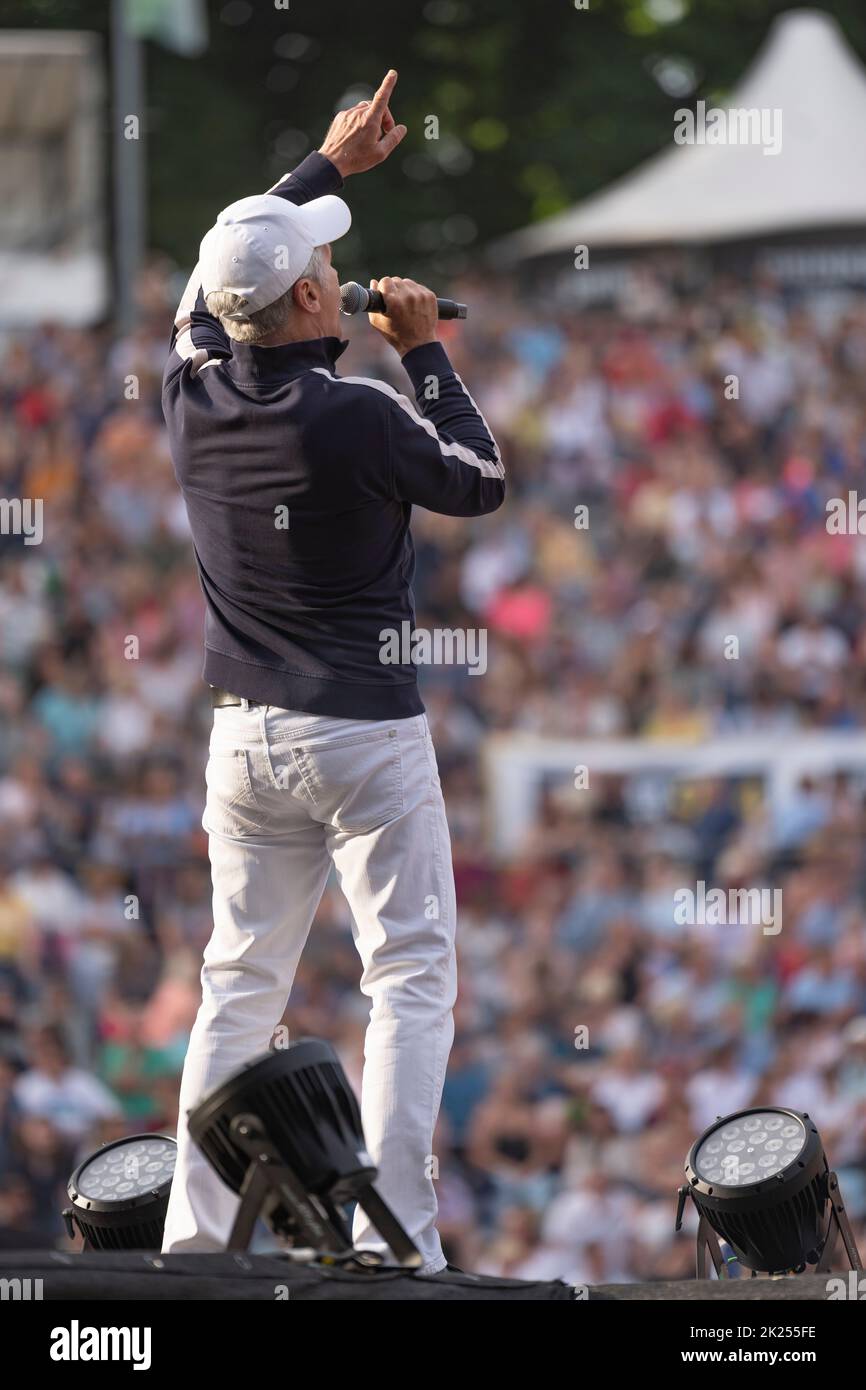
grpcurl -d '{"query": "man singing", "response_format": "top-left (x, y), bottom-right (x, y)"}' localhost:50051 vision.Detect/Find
top-left (160, 71), bottom-right (504, 1274)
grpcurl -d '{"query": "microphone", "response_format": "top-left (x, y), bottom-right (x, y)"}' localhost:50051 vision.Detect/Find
top-left (340, 281), bottom-right (468, 321)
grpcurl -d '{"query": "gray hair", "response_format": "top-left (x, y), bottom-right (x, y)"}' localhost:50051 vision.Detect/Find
top-left (206, 246), bottom-right (327, 344)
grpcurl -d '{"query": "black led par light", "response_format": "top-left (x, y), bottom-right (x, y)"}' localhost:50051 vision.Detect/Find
top-left (63, 1134), bottom-right (177, 1250)
top-left (187, 1038), bottom-right (421, 1268)
top-left (676, 1107), bottom-right (862, 1277)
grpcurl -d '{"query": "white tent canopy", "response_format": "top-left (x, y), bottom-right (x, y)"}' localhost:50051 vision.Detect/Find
top-left (495, 9), bottom-right (866, 260)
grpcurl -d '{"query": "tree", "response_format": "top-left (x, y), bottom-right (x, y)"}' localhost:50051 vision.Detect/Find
top-left (4, 0), bottom-right (866, 275)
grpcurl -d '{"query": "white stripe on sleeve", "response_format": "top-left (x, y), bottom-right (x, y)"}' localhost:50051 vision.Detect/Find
top-left (310, 368), bottom-right (504, 480)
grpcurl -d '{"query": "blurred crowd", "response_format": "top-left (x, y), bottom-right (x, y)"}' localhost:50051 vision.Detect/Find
top-left (1, 253), bottom-right (865, 1280)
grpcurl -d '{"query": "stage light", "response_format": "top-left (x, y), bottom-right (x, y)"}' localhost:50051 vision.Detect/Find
top-left (64, 1135), bottom-right (177, 1250)
top-left (676, 1107), bottom-right (862, 1277)
top-left (187, 1038), bottom-right (421, 1267)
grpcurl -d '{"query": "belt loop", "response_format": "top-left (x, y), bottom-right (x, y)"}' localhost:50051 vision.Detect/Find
top-left (241, 697), bottom-right (250, 712)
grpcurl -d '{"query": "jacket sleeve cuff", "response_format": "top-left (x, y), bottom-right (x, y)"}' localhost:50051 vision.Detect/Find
top-left (401, 341), bottom-right (453, 391)
top-left (283, 151), bottom-right (345, 198)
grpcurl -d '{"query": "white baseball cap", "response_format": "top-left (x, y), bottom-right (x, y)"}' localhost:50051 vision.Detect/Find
top-left (198, 192), bottom-right (351, 319)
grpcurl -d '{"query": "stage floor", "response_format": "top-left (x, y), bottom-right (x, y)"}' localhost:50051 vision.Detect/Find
top-left (0, 1251), bottom-right (848, 1300)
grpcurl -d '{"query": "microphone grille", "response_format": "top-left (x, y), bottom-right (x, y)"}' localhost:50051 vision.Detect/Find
top-left (339, 281), bottom-right (365, 315)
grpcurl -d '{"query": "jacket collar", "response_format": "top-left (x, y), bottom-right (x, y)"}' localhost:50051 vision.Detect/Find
top-left (225, 336), bottom-right (349, 382)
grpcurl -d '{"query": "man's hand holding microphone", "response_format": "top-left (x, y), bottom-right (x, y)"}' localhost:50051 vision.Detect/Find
top-left (365, 277), bottom-right (440, 357)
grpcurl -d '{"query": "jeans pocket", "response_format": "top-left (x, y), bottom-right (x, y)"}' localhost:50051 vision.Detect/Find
top-left (290, 728), bottom-right (403, 832)
top-left (203, 748), bottom-right (260, 834)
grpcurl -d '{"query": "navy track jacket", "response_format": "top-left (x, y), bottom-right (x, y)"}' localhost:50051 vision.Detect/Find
top-left (163, 152), bottom-right (505, 720)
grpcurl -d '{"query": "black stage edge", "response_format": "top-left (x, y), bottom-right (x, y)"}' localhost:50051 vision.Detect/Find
top-left (0, 1250), bottom-right (571, 1301)
top-left (590, 1275), bottom-right (856, 1300)
top-left (1, 1251), bottom-right (860, 1301)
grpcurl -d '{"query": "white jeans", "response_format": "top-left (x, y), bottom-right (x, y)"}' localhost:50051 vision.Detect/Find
top-left (162, 703), bottom-right (456, 1274)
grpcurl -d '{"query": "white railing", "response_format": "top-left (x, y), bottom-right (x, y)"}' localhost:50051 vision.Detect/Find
top-left (483, 730), bottom-right (866, 855)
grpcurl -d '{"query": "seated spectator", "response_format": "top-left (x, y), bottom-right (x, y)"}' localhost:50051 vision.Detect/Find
top-left (13, 1026), bottom-right (121, 1141)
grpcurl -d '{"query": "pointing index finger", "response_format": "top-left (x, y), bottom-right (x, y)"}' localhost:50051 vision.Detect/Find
top-left (368, 69), bottom-right (398, 119)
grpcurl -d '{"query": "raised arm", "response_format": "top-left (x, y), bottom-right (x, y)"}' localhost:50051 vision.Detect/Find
top-left (168, 69), bottom-right (407, 373)
top-left (388, 342), bottom-right (505, 516)
top-left (366, 275), bottom-right (505, 517)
